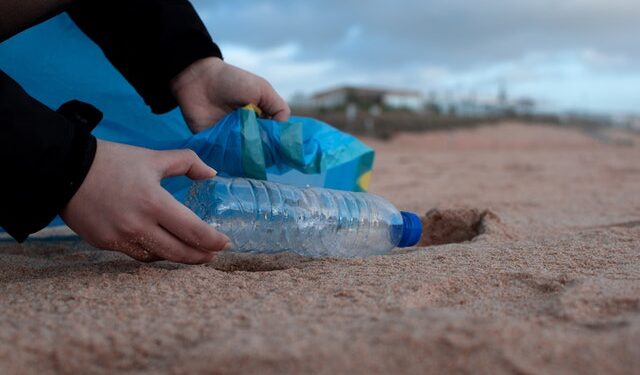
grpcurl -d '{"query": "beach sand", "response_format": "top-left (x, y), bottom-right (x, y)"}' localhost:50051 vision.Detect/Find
top-left (1, 122), bottom-right (639, 374)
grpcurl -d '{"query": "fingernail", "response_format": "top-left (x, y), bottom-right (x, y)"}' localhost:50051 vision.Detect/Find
top-left (222, 242), bottom-right (233, 251)
top-left (209, 167), bottom-right (217, 176)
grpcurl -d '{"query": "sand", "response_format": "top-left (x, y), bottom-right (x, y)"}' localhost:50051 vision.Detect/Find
top-left (1, 122), bottom-right (639, 374)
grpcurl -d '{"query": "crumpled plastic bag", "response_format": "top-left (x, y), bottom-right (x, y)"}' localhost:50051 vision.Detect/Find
top-left (159, 106), bottom-right (374, 198)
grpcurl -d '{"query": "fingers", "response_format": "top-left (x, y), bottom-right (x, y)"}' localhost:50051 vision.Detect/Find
top-left (97, 237), bottom-right (163, 263)
top-left (257, 81), bottom-right (291, 122)
top-left (121, 244), bottom-right (163, 263)
top-left (136, 226), bottom-right (216, 264)
top-left (101, 191), bottom-right (227, 264)
top-left (146, 148), bottom-right (229, 262)
top-left (155, 189), bottom-right (231, 253)
top-left (270, 106), bottom-right (291, 122)
top-left (63, 139), bottom-right (226, 265)
top-left (158, 149), bottom-right (216, 180)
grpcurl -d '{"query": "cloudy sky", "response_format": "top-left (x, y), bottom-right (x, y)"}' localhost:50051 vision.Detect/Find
top-left (192, 0), bottom-right (639, 114)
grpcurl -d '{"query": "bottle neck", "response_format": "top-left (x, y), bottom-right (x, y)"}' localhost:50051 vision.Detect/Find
top-left (398, 211), bottom-right (422, 247)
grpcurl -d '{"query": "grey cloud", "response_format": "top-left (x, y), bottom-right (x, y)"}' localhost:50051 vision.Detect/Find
top-left (192, 0), bottom-right (640, 70)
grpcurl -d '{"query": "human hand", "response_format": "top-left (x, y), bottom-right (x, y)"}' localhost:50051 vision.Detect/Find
top-left (171, 57), bottom-right (291, 133)
top-left (60, 140), bottom-right (230, 264)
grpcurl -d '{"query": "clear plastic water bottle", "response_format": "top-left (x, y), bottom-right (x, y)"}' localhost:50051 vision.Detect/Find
top-left (185, 177), bottom-right (422, 257)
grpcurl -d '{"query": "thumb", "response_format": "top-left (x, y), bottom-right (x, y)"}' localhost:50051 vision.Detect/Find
top-left (158, 149), bottom-right (216, 180)
top-left (257, 81), bottom-right (291, 122)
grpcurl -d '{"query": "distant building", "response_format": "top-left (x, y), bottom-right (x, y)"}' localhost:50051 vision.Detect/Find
top-left (312, 86), bottom-right (423, 111)
top-left (289, 91), bottom-right (314, 108)
top-left (440, 94), bottom-right (536, 118)
top-left (448, 95), bottom-right (504, 117)
top-left (382, 90), bottom-right (424, 111)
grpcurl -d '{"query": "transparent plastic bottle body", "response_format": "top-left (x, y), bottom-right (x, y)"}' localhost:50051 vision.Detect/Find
top-left (185, 177), bottom-right (421, 257)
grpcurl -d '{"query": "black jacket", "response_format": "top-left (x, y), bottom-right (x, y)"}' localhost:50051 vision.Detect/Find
top-left (0, 0), bottom-right (222, 241)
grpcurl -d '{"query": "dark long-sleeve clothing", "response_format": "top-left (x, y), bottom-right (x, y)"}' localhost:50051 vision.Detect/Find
top-left (0, 0), bottom-right (222, 241)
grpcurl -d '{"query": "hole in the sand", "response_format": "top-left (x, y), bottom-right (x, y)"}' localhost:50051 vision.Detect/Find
top-left (420, 208), bottom-right (500, 246)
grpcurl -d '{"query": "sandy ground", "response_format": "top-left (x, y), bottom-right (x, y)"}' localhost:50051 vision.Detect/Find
top-left (1, 122), bottom-right (639, 374)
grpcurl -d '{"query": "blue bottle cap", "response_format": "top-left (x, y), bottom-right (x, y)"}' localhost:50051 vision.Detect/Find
top-left (398, 211), bottom-right (423, 247)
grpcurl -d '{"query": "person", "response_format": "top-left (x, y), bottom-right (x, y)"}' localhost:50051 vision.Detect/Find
top-left (0, 0), bottom-right (291, 264)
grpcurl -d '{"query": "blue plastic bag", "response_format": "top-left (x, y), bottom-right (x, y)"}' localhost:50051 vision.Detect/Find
top-left (161, 107), bottom-right (374, 199)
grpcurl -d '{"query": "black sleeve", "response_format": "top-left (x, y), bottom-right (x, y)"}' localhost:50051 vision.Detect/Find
top-left (67, 0), bottom-right (223, 114)
top-left (0, 70), bottom-right (97, 242)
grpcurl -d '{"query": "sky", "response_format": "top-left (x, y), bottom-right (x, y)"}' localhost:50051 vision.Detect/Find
top-left (192, 0), bottom-right (640, 115)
